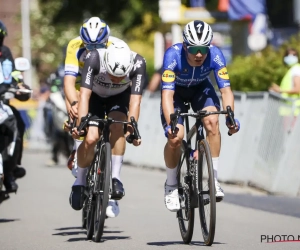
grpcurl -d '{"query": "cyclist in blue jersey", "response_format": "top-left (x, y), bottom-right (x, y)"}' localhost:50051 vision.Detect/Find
top-left (161, 20), bottom-right (240, 212)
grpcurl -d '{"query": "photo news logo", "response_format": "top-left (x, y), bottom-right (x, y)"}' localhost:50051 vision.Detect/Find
top-left (261, 235), bottom-right (300, 243)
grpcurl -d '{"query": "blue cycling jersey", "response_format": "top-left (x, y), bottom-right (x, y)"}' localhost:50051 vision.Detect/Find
top-left (161, 43), bottom-right (230, 91)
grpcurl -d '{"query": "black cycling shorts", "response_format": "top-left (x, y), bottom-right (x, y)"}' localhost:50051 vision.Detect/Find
top-left (88, 87), bottom-right (130, 127)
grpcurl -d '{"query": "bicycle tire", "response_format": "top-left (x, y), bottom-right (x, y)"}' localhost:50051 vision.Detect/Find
top-left (94, 142), bottom-right (111, 242)
top-left (177, 140), bottom-right (195, 244)
top-left (82, 198), bottom-right (87, 229)
top-left (197, 139), bottom-right (216, 246)
top-left (86, 193), bottom-right (95, 240)
top-left (86, 156), bottom-right (97, 240)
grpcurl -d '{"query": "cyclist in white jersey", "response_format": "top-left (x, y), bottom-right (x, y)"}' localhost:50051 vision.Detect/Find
top-left (70, 40), bottom-right (146, 218)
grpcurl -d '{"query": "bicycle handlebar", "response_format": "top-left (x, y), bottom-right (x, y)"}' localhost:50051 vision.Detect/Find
top-left (76, 113), bottom-right (141, 143)
top-left (170, 105), bottom-right (236, 136)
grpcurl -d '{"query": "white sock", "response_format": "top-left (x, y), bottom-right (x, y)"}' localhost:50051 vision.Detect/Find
top-left (73, 139), bottom-right (87, 186)
top-left (166, 166), bottom-right (178, 186)
top-left (73, 166), bottom-right (88, 186)
top-left (111, 155), bottom-right (123, 181)
top-left (75, 139), bottom-right (82, 150)
top-left (72, 139), bottom-right (83, 173)
top-left (212, 157), bottom-right (219, 181)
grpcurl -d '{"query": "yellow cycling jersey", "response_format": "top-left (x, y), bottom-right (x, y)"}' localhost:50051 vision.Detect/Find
top-left (64, 36), bottom-right (122, 89)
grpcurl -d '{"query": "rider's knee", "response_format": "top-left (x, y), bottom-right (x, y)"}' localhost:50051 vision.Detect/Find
top-left (85, 132), bottom-right (99, 147)
top-left (168, 137), bottom-right (182, 149)
top-left (109, 123), bottom-right (123, 134)
top-left (204, 116), bottom-right (219, 135)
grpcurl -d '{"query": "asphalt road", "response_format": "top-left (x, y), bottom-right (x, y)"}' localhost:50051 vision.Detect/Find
top-left (1, 150), bottom-right (300, 250)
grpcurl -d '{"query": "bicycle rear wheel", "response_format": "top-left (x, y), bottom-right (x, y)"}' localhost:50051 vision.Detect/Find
top-left (177, 140), bottom-right (195, 244)
top-left (197, 139), bottom-right (216, 246)
top-left (94, 142), bottom-right (111, 242)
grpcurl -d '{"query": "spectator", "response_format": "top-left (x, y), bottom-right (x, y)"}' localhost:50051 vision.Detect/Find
top-left (146, 66), bottom-right (163, 93)
top-left (269, 48), bottom-right (300, 129)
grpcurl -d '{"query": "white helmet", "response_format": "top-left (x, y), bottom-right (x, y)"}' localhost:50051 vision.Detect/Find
top-left (80, 17), bottom-right (110, 45)
top-left (183, 20), bottom-right (213, 46)
top-left (103, 41), bottom-right (134, 77)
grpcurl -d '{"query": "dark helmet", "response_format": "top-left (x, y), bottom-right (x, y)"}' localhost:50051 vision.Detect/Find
top-left (0, 20), bottom-right (7, 47)
top-left (0, 20), bottom-right (8, 37)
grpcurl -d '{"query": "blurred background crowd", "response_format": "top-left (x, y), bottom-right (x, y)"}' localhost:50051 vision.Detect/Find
top-left (1, 0), bottom-right (300, 167)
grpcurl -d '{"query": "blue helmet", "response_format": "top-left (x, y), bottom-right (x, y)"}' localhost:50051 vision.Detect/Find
top-left (80, 17), bottom-right (110, 46)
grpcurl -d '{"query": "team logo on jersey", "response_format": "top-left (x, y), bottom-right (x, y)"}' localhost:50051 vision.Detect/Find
top-left (217, 67), bottom-right (229, 80)
top-left (183, 68), bottom-right (189, 74)
top-left (162, 70), bottom-right (175, 83)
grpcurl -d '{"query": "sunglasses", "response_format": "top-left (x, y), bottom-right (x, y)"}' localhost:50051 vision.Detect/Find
top-left (85, 43), bottom-right (106, 51)
top-left (187, 45), bottom-right (210, 55)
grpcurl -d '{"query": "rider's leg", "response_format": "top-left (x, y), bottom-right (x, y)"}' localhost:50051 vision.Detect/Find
top-left (77, 126), bottom-right (100, 168)
top-left (105, 89), bottom-right (131, 217)
top-left (108, 111), bottom-right (126, 182)
top-left (164, 124), bottom-right (184, 185)
top-left (69, 126), bottom-right (100, 210)
top-left (162, 125), bottom-right (184, 212)
top-left (191, 81), bottom-right (223, 199)
top-left (104, 111), bottom-right (126, 218)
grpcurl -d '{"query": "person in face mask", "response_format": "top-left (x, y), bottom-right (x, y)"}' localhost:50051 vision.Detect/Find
top-left (269, 48), bottom-right (300, 128)
top-left (269, 48), bottom-right (300, 97)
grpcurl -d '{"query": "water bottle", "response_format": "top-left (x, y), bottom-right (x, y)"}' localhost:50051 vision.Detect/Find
top-left (2, 59), bottom-right (12, 84)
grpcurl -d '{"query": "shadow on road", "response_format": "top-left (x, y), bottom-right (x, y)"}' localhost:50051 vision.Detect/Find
top-left (147, 241), bottom-right (225, 246)
top-left (54, 226), bottom-right (83, 231)
top-left (66, 236), bottom-right (131, 242)
top-left (54, 226), bottom-right (129, 243)
top-left (0, 218), bottom-right (20, 223)
top-left (53, 231), bottom-right (86, 236)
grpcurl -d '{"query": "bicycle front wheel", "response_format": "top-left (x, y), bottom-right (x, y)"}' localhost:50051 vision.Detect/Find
top-left (197, 139), bottom-right (216, 246)
top-left (94, 142), bottom-right (111, 242)
top-left (177, 140), bottom-right (195, 244)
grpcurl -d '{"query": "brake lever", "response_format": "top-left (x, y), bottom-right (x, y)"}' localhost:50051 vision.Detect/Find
top-left (226, 106), bottom-right (236, 136)
top-left (170, 109), bottom-right (181, 134)
top-left (126, 117), bottom-right (141, 144)
top-left (77, 113), bottom-right (92, 136)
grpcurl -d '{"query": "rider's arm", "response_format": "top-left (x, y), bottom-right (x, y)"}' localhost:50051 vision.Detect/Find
top-left (220, 87), bottom-right (234, 111)
top-left (78, 50), bottom-right (100, 125)
top-left (162, 89), bottom-right (175, 126)
top-left (64, 75), bottom-right (78, 105)
top-left (161, 47), bottom-right (177, 126)
top-left (78, 87), bottom-right (92, 126)
top-left (211, 47), bottom-right (234, 111)
top-left (64, 38), bottom-right (81, 105)
top-left (129, 54), bottom-right (146, 121)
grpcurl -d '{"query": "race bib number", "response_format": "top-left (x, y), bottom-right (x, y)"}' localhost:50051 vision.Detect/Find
top-left (162, 70), bottom-right (175, 83)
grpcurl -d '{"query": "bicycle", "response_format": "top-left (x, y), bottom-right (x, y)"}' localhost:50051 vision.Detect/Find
top-left (76, 113), bottom-right (141, 242)
top-left (169, 104), bottom-right (235, 246)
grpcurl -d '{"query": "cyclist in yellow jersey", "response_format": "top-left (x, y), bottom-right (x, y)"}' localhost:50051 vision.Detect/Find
top-left (63, 17), bottom-right (121, 217)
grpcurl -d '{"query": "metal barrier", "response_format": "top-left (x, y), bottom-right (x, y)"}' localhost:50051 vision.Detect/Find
top-left (124, 91), bottom-right (300, 196)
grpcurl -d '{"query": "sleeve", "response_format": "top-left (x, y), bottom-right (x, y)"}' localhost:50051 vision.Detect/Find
top-left (80, 50), bottom-right (100, 90)
top-left (211, 47), bottom-right (231, 89)
top-left (2, 46), bottom-right (15, 70)
top-left (130, 54), bottom-right (147, 95)
top-left (64, 39), bottom-right (81, 77)
top-left (161, 47), bottom-right (178, 91)
top-left (291, 65), bottom-right (300, 77)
